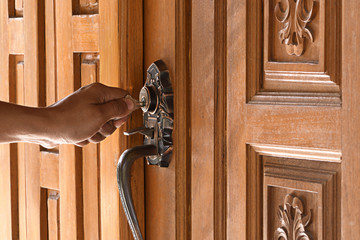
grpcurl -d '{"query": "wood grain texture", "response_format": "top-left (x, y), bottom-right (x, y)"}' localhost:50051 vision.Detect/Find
top-left (55, 0), bottom-right (78, 238)
top-left (174, 0), bottom-right (192, 239)
top-left (191, 0), bottom-right (215, 239)
top-left (249, 0), bottom-right (342, 106)
top-left (246, 105), bottom-right (341, 150)
top-left (263, 156), bottom-right (340, 240)
top-left (45, 0), bottom-right (57, 106)
top-left (81, 61), bottom-right (100, 240)
top-left (98, 0), bottom-right (121, 238)
top-left (40, 151), bottom-right (59, 190)
top-left (0, 1), bottom-right (12, 238)
top-left (72, 14), bottom-right (99, 53)
top-left (144, 0), bottom-right (176, 239)
top-left (15, 0), bottom-right (23, 16)
top-left (214, 0), bottom-right (227, 238)
top-left (16, 62), bottom-right (27, 240)
top-left (48, 191), bottom-right (60, 240)
top-left (342, 0), bottom-right (360, 238)
top-left (24, 0), bottom-right (42, 239)
top-left (118, 0), bottom-right (145, 238)
top-left (8, 18), bottom-right (24, 54)
top-left (226, 0), bottom-right (247, 238)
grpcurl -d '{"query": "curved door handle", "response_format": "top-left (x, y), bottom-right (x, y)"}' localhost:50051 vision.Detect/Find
top-left (117, 145), bottom-right (157, 240)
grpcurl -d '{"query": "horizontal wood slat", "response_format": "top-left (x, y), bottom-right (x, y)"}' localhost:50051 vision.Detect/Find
top-left (246, 105), bottom-right (341, 150)
top-left (40, 151), bottom-right (60, 190)
top-left (72, 14), bottom-right (99, 52)
top-left (8, 18), bottom-right (24, 54)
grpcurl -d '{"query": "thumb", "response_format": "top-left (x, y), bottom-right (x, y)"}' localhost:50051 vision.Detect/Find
top-left (101, 97), bottom-right (135, 120)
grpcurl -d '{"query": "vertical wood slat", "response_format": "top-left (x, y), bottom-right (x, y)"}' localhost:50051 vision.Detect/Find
top-left (0, 1), bottom-right (12, 239)
top-left (174, 0), bottom-right (192, 239)
top-left (144, 0), bottom-right (176, 238)
top-left (8, 18), bottom-right (24, 54)
top-left (24, 0), bottom-right (41, 239)
top-left (214, 0), bottom-right (227, 239)
top-left (99, 0), bottom-right (121, 238)
top-left (45, 0), bottom-right (57, 105)
top-left (40, 152), bottom-right (60, 190)
top-left (191, 0), bottom-right (215, 239)
top-left (119, 0), bottom-right (145, 238)
top-left (16, 62), bottom-right (27, 240)
top-left (9, 56), bottom-right (20, 240)
top-left (342, 0), bottom-right (360, 238)
top-left (55, 0), bottom-right (78, 239)
top-left (15, 0), bottom-right (23, 16)
top-left (79, 0), bottom-right (98, 14)
top-left (81, 62), bottom-right (100, 240)
top-left (48, 191), bottom-right (60, 240)
top-left (226, 0), bottom-right (247, 239)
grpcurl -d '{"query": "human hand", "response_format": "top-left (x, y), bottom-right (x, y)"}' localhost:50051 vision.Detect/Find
top-left (45, 83), bottom-right (136, 147)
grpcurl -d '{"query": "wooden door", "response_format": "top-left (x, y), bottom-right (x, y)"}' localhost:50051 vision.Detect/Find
top-left (2, 0), bottom-right (360, 240)
top-left (0, 0), bottom-right (144, 239)
top-left (144, 0), bottom-right (360, 239)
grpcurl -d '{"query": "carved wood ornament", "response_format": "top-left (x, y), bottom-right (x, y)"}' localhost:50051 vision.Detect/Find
top-left (275, 0), bottom-right (315, 56)
top-left (274, 194), bottom-right (312, 240)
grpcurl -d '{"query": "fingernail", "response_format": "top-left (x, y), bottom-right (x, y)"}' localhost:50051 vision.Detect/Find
top-left (124, 97), bottom-right (135, 111)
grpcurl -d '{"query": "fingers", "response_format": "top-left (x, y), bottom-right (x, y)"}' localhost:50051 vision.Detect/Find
top-left (89, 83), bottom-right (129, 103)
top-left (75, 118), bottom-right (130, 147)
top-left (98, 121), bottom-right (117, 136)
top-left (89, 133), bottom-right (106, 143)
top-left (101, 98), bottom-right (135, 121)
top-left (75, 140), bottom-right (89, 147)
top-left (113, 115), bottom-right (130, 128)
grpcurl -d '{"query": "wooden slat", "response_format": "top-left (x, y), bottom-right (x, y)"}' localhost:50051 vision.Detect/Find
top-left (16, 62), bottom-right (27, 240)
top-left (55, 0), bottom-right (78, 238)
top-left (342, 0), bottom-right (360, 238)
top-left (174, 0), bottom-right (191, 239)
top-left (15, 0), bottom-right (23, 16)
top-left (191, 0), bottom-right (215, 239)
top-left (81, 62), bottom-right (100, 240)
top-left (0, 2), bottom-right (11, 238)
top-left (144, 0), bottom-right (176, 238)
top-left (79, 0), bottom-right (98, 14)
top-left (246, 105), bottom-right (341, 150)
top-left (214, 0), bottom-right (227, 238)
top-left (72, 15), bottom-right (99, 53)
top-left (48, 191), bottom-right (60, 240)
top-left (40, 151), bottom-right (59, 190)
top-left (8, 18), bottom-right (24, 54)
top-left (45, 0), bottom-right (57, 105)
top-left (118, 0), bottom-right (145, 238)
top-left (99, 0), bottom-right (121, 238)
top-left (24, 0), bottom-right (41, 238)
top-left (226, 0), bottom-right (247, 238)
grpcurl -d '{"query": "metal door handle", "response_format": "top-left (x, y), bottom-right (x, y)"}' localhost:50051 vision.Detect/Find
top-left (117, 60), bottom-right (173, 240)
top-left (117, 145), bottom-right (157, 240)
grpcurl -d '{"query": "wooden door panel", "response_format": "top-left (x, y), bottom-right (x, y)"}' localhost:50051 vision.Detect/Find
top-left (0, 0), bottom-right (143, 239)
top-left (227, 0), bottom-right (346, 239)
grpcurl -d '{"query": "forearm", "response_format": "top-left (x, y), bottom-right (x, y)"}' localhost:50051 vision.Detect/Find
top-left (0, 83), bottom-right (134, 148)
top-left (0, 101), bottom-right (54, 145)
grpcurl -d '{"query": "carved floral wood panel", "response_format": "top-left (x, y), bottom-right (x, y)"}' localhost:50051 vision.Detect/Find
top-left (245, 145), bottom-right (340, 239)
top-left (274, 194), bottom-right (312, 240)
top-left (247, 0), bottom-right (341, 106)
top-left (275, 0), bottom-right (315, 56)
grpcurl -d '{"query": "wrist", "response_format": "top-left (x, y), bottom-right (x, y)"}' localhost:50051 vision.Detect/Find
top-left (17, 106), bottom-right (59, 146)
